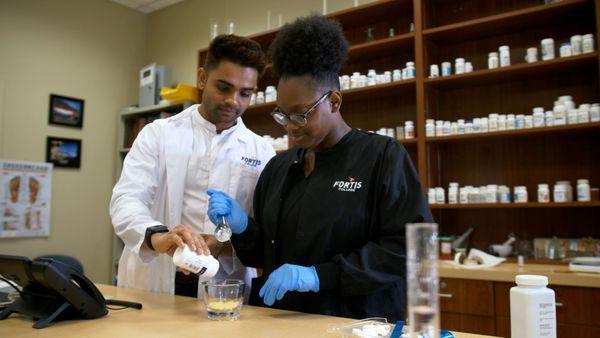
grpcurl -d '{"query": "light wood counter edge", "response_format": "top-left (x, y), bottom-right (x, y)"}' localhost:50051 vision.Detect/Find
top-left (439, 262), bottom-right (600, 288)
top-left (0, 284), bottom-right (499, 338)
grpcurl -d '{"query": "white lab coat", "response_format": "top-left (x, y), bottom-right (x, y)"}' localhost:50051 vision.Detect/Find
top-left (110, 104), bottom-right (275, 295)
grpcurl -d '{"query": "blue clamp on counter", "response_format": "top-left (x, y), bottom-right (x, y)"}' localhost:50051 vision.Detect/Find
top-left (390, 321), bottom-right (455, 338)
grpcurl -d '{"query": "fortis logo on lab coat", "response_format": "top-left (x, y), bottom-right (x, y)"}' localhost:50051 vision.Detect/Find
top-left (333, 177), bottom-right (363, 192)
top-left (241, 156), bottom-right (261, 167)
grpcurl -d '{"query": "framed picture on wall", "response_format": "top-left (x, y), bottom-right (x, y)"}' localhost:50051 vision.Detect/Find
top-left (48, 94), bottom-right (84, 128)
top-left (46, 137), bottom-right (82, 168)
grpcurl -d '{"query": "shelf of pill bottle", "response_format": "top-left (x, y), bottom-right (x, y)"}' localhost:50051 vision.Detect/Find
top-left (425, 121), bottom-right (600, 143)
top-left (423, 53), bottom-right (598, 89)
top-left (430, 201), bottom-right (600, 209)
top-left (245, 79), bottom-right (417, 116)
top-left (422, 0), bottom-right (591, 43)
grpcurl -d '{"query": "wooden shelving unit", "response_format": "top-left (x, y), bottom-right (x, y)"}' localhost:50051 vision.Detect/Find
top-left (423, 0), bottom-right (591, 42)
top-left (426, 121), bottom-right (600, 143)
top-left (431, 201), bottom-right (600, 209)
top-left (195, 2), bottom-right (600, 334)
top-left (424, 53), bottom-right (598, 89)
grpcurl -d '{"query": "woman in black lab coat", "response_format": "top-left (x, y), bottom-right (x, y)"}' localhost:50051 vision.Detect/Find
top-left (207, 15), bottom-right (432, 322)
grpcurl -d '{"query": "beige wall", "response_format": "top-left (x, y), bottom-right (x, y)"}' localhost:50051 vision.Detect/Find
top-left (146, 0), bottom-right (376, 85)
top-left (0, 0), bottom-right (146, 283)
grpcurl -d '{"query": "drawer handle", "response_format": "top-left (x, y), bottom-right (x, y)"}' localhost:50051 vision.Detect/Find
top-left (440, 281), bottom-right (447, 289)
top-left (556, 302), bottom-right (564, 307)
top-left (439, 293), bottom-right (453, 299)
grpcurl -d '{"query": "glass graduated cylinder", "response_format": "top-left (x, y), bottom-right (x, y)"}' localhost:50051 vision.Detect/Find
top-left (406, 223), bottom-right (440, 338)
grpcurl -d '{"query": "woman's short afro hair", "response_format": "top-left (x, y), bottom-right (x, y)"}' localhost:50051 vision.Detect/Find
top-left (269, 15), bottom-right (348, 89)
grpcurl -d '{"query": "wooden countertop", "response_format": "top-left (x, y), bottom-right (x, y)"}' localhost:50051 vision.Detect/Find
top-left (0, 284), bottom-right (497, 338)
top-left (439, 261), bottom-right (600, 288)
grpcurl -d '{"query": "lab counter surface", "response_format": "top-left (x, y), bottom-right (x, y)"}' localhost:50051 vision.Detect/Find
top-left (439, 262), bottom-right (600, 288)
top-left (0, 284), bottom-right (499, 338)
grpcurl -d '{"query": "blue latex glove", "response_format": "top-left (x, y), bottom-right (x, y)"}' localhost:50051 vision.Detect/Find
top-left (207, 189), bottom-right (248, 234)
top-left (259, 264), bottom-right (320, 306)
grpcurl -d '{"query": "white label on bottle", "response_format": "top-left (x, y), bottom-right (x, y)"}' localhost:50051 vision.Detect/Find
top-left (538, 302), bottom-right (556, 337)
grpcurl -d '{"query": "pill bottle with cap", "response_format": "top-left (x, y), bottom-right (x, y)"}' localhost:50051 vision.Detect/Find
top-left (465, 62), bottom-right (473, 73)
top-left (480, 117), bottom-right (489, 132)
top-left (448, 182), bottom-right (459, 204)
top-left (404, 121), bottom-right (415, 139)
top-left (435, 187), bottom-right (445, 204)
top-left (559, 43), bottom-right (572, 58)
top-left (532, 107), bottom-right (545, 127)
top-left (567, 108), bottom-right (579, 124)
top-left (498, 114), bottom-right (507, 130)
top-left (591, 103), bottom-right (600, 122)
top-left (450, 122), bottom-right (458, 135)
top-left (265, 86), bottom-right (277, 102)
top-left (553, 184), bottom-right (568, 202)
top-left (455, 58), bottom-right (465, 74)
top-left (545, 111), bottom-right (554, 126)
top-left (428, 188), bottom-right (436, 204)
top-left (514, 186), bottom-right (528, 203)
top-left (428, 64), bottom-right (439, 78)
top-left (525, 47), bottom-right (538, 63)
top-left (499, 45), bottom-right (511, 67)
top-left (506, 114), bottom-right (516, 130)
top-left (510, 275), bottom-right (556, 338)
top-left (367, 69), bottom-right (377, 86)
top-left (435, 120), bottom-right (444, 136)
top-left (582, 34), bottom-right (595, 53)
top-left (524, 115), bottom-right (533, 128)
top-left (538, 184), bottom-right (550, 203)
top-left (488, 113), bottom-right (499, 131)
top-left (443, 121), bottom-right (451, 135)
top-left (441, 62), bottom-right (451, 76)
top-left (553, 104), bottom-right (566, 125)
top-left (255, 91), bottom-right (265, 104)
top-left (383, 70), bottom-right (392, 83)
top-left (577, 179), bottom-right (591, 202)
top-left (571, 35), bottom-right (583, 55)
top-left (541, 38), bottom-right (555, 60)
top-left (392, 69), bottom-right (402, 81)
top-left (425, 119), bottom-right (435, 137)
top-left (557, 181), bottom-right (574, 201)
top-left (488, 52), bottom-right (499, 69)
top-left (173, 245), bottom-right (220, 279)
top-left (405, 62), bottom-right (416, 79)
top-left (515, 114), bottom-right (525, 129)
top-left (457, 119), bottom-right (466, 134)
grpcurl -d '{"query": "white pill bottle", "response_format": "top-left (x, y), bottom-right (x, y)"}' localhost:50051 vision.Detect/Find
top-left (510, 275), bottom-right (556, 338)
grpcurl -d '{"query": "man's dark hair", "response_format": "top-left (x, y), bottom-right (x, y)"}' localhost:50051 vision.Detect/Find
top-left (269, 15), bottom-right (348, 89)
top-left (204, 34), bottom-right (266, 77)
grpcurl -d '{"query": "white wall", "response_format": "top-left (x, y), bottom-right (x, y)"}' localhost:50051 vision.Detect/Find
top-left (0, 0), bottom-right (146, 283)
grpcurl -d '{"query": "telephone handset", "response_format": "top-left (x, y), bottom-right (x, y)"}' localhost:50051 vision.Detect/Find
top-left (0, 254), bottom-right (140, 329)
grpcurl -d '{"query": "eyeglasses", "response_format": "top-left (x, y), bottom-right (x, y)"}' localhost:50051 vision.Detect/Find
top-left (270, 91), bottom-right (332, 127)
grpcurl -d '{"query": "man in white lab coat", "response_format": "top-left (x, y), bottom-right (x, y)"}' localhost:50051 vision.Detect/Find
top-left (110, 35), bottom-right (275, 296)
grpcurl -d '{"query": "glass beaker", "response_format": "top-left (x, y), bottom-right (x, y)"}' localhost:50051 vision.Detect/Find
top-left (209, 18), bottom-right (219, 40)
top-left (200, 279), bottom-right (245, 321)
top-left (225, 19), bottom-right (235, 35)
top-left (406, 223), bottom-right (440, 338)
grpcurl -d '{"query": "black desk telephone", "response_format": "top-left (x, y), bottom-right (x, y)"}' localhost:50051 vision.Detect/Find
top-left (0, 254), bottom-right (141, 329)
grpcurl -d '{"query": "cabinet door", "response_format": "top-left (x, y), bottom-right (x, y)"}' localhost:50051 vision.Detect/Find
top-left (441, 313), bottom-right (496, 335)
top-left (496, 282), bottom-right (600, 326)
top-left (440, 278), bottom-right (494, 316)
top-left (553, 285), bottom-right (600, 327)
